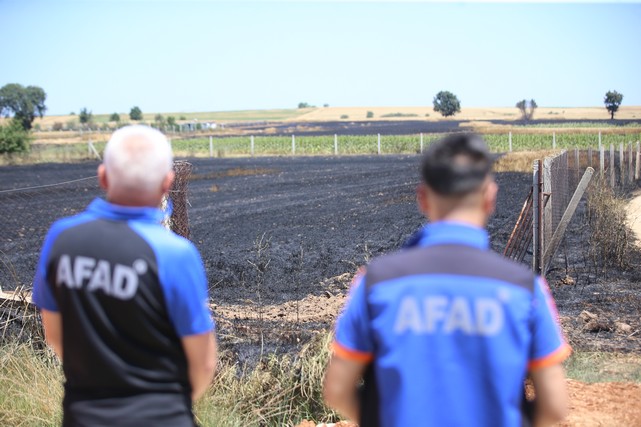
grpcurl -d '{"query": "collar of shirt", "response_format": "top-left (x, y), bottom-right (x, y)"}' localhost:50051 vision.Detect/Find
top-left (410, 221), bottom-right (490, 250)
top-left (87, 198), bottom-right (166, 223)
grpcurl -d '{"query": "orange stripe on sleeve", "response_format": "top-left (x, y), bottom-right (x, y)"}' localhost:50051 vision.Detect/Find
top-left (332, 341), bottom-right (374, 363)
top-left (528, 343), bottom-right (572, 371)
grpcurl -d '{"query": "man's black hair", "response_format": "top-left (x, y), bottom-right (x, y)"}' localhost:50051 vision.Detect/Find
top-left (420, 133), bottom-right (493, 196)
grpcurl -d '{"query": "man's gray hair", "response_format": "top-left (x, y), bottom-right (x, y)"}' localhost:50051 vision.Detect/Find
top-left (103, 125), bottom-right (173, 194)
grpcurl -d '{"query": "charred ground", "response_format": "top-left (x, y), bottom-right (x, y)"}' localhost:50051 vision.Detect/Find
top-left (1, 156), bottom-right (639, 359)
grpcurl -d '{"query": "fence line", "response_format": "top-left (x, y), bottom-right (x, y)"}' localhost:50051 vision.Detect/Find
top-left (0, 162), bottom-right (191, 292)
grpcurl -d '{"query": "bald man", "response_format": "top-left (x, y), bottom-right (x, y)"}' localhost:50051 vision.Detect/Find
top-left (33, 125), bottom-right (217, 427)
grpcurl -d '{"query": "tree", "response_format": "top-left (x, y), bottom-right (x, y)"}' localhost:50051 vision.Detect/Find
top-left (129, 106), bottom-right (143, 121)
top-left (432, 91), bottom-right (461, 117)
top-left (516, 99), bottom-right (538, 121)
top-left (109, 112), bottom-right (120, 122)
top-left (154, 113), bottom-right (165, 124)
top-left (298, 102), bottom-right (311, 109)
top-left (604, 90), bottom-right (623, 120)
top-left (0, 83), bottom-right (47, 130)
top-left (0, 119), bottom-right (31, 154)
top-left (79, 107), bottom-right (93, 124)
top-left (167, 116), bottom-right (176, 126)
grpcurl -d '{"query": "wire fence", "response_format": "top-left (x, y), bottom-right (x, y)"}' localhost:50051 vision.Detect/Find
top-left (0, 162), bottom-right (192, 293)
top-left (4, 131), bottom-right (640, 164)
top-left (504, 142), bottom-right (640, 274)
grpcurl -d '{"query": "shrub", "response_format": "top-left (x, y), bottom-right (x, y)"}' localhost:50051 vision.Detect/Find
top-left (0, 119), bottom-right (30, 154)
top-left (340, 115), bottom-right (349, 119)
top-left (52, 122), bottom-right (64, 131)
top-left (366, 111), bottom-right (374, 118)
top-left (109, 113), bottom-right (120, 122)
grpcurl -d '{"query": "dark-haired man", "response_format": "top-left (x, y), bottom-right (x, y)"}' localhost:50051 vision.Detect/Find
top-left (323, 133), bottom-right (570, 427)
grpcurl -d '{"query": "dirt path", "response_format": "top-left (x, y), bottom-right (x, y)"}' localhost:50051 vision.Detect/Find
top-left (298, 379), bottom-right (641, 426)
top-left (626, 189), bottom-right (641, 248)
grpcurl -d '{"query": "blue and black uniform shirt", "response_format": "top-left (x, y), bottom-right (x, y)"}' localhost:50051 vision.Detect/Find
top-left (32, 198), bottom-right (214, 423)
top-left (334, 221), bottom-right (571, 427)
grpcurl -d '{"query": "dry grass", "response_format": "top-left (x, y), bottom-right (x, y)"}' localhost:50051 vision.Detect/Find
top-left (586, 178), bottom-right (630, 271)
top-left (0, 330), bottom-right (335, 427)
top-left (493, 150), bottom-right (562, 173)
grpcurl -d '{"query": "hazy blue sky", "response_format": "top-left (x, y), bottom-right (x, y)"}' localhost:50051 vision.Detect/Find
top-left (1, 0), bottom-right (640, 115)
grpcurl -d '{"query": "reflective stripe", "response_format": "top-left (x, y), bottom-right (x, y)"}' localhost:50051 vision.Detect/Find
top-left (528, 343), bottom-right (572, 370)
top-left (332, 341), bottom-right (373, 363)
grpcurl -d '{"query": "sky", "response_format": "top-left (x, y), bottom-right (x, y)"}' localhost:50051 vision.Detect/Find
top-left (1, 0), bottom-right (640, 115)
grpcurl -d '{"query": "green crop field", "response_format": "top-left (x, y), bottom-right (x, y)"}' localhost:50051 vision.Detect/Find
top-left (3, 131), bottom-right (640, 165)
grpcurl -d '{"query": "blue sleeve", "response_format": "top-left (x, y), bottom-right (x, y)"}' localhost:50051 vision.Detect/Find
top-left (32, 226), bottom-right (61, 312)
top-left (334, 274), bottom-right (374, 360)
top-left (529, 277), bottom-right (571, 369)
top-left (163, 242), bottom-right (215, 337)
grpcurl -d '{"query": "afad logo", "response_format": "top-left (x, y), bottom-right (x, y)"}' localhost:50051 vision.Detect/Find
top-left (55, 255), bottom-right (148, 300)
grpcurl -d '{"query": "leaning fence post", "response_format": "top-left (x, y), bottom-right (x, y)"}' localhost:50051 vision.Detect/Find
top-left (542, 167), bottom-right (595, 275)
top-left (377, 133), bottom-right (381, 155)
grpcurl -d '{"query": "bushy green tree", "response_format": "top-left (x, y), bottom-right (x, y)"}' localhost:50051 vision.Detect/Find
top-left (167, 116), bottom-right (176, 126)
top-left (298, 102), bottom-right (311, 109)
top-left (0, 119), bottom-right (31, 154)
top-left (154, 113), bottom-right (165, 125)
top-left (432, 91), bottom-right (461, 117)
top-left (79, 107), bottom-right (93, 124)
top-left (366, 111), bottom-right (374, 118)
top-left (604, 90), bottom-right (623, 120)
top-left (0, 83), bottom-right (47, 130)
top-left (109, 112), bottom-right (120, 122)
top-left (129, 106), bottom-right (143, 121)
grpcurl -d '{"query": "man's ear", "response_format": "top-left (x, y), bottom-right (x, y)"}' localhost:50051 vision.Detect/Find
top-left (97, 164), bottom-right (108, 191)
top-left (161, 170), bottom-right (175, 195)
top-left (483, 179), bottom-right (498, 216)
top-left (416, 183), bottom-right (429, 216)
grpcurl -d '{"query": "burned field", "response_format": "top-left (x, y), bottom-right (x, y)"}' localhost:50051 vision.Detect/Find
top-left (1, 155), bottom-right (640, 359)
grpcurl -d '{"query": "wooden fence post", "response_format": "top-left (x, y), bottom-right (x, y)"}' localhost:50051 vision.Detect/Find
top-left (610, 144), bottom-right (615, 188)
top-left (533, 160), bottom-right (542, 274)
top-left (377, 133), bottom-right (381, 155)
top-left (209, 136), bottom-right (213, 158)
top-left (334, 134), bottom-right (338, 155)
top-left (251, 135), bottom-right (255, 157)
top-left (620, 143), bottom-right (625, 186)
top-left (420, 133), bottom-right (424, 153)
top-left (600, 144), bottom-right (605, 178)
top-left (634, 141), bottom-right (641, 180)
top-left (292, 135), bottom-right (296, 155)
top-left (628, 142), bottom-right (633, 183)
top-left (588, 147), bottom-right (593, 168)
top-left (509, 131), bottom-right (512, 152)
